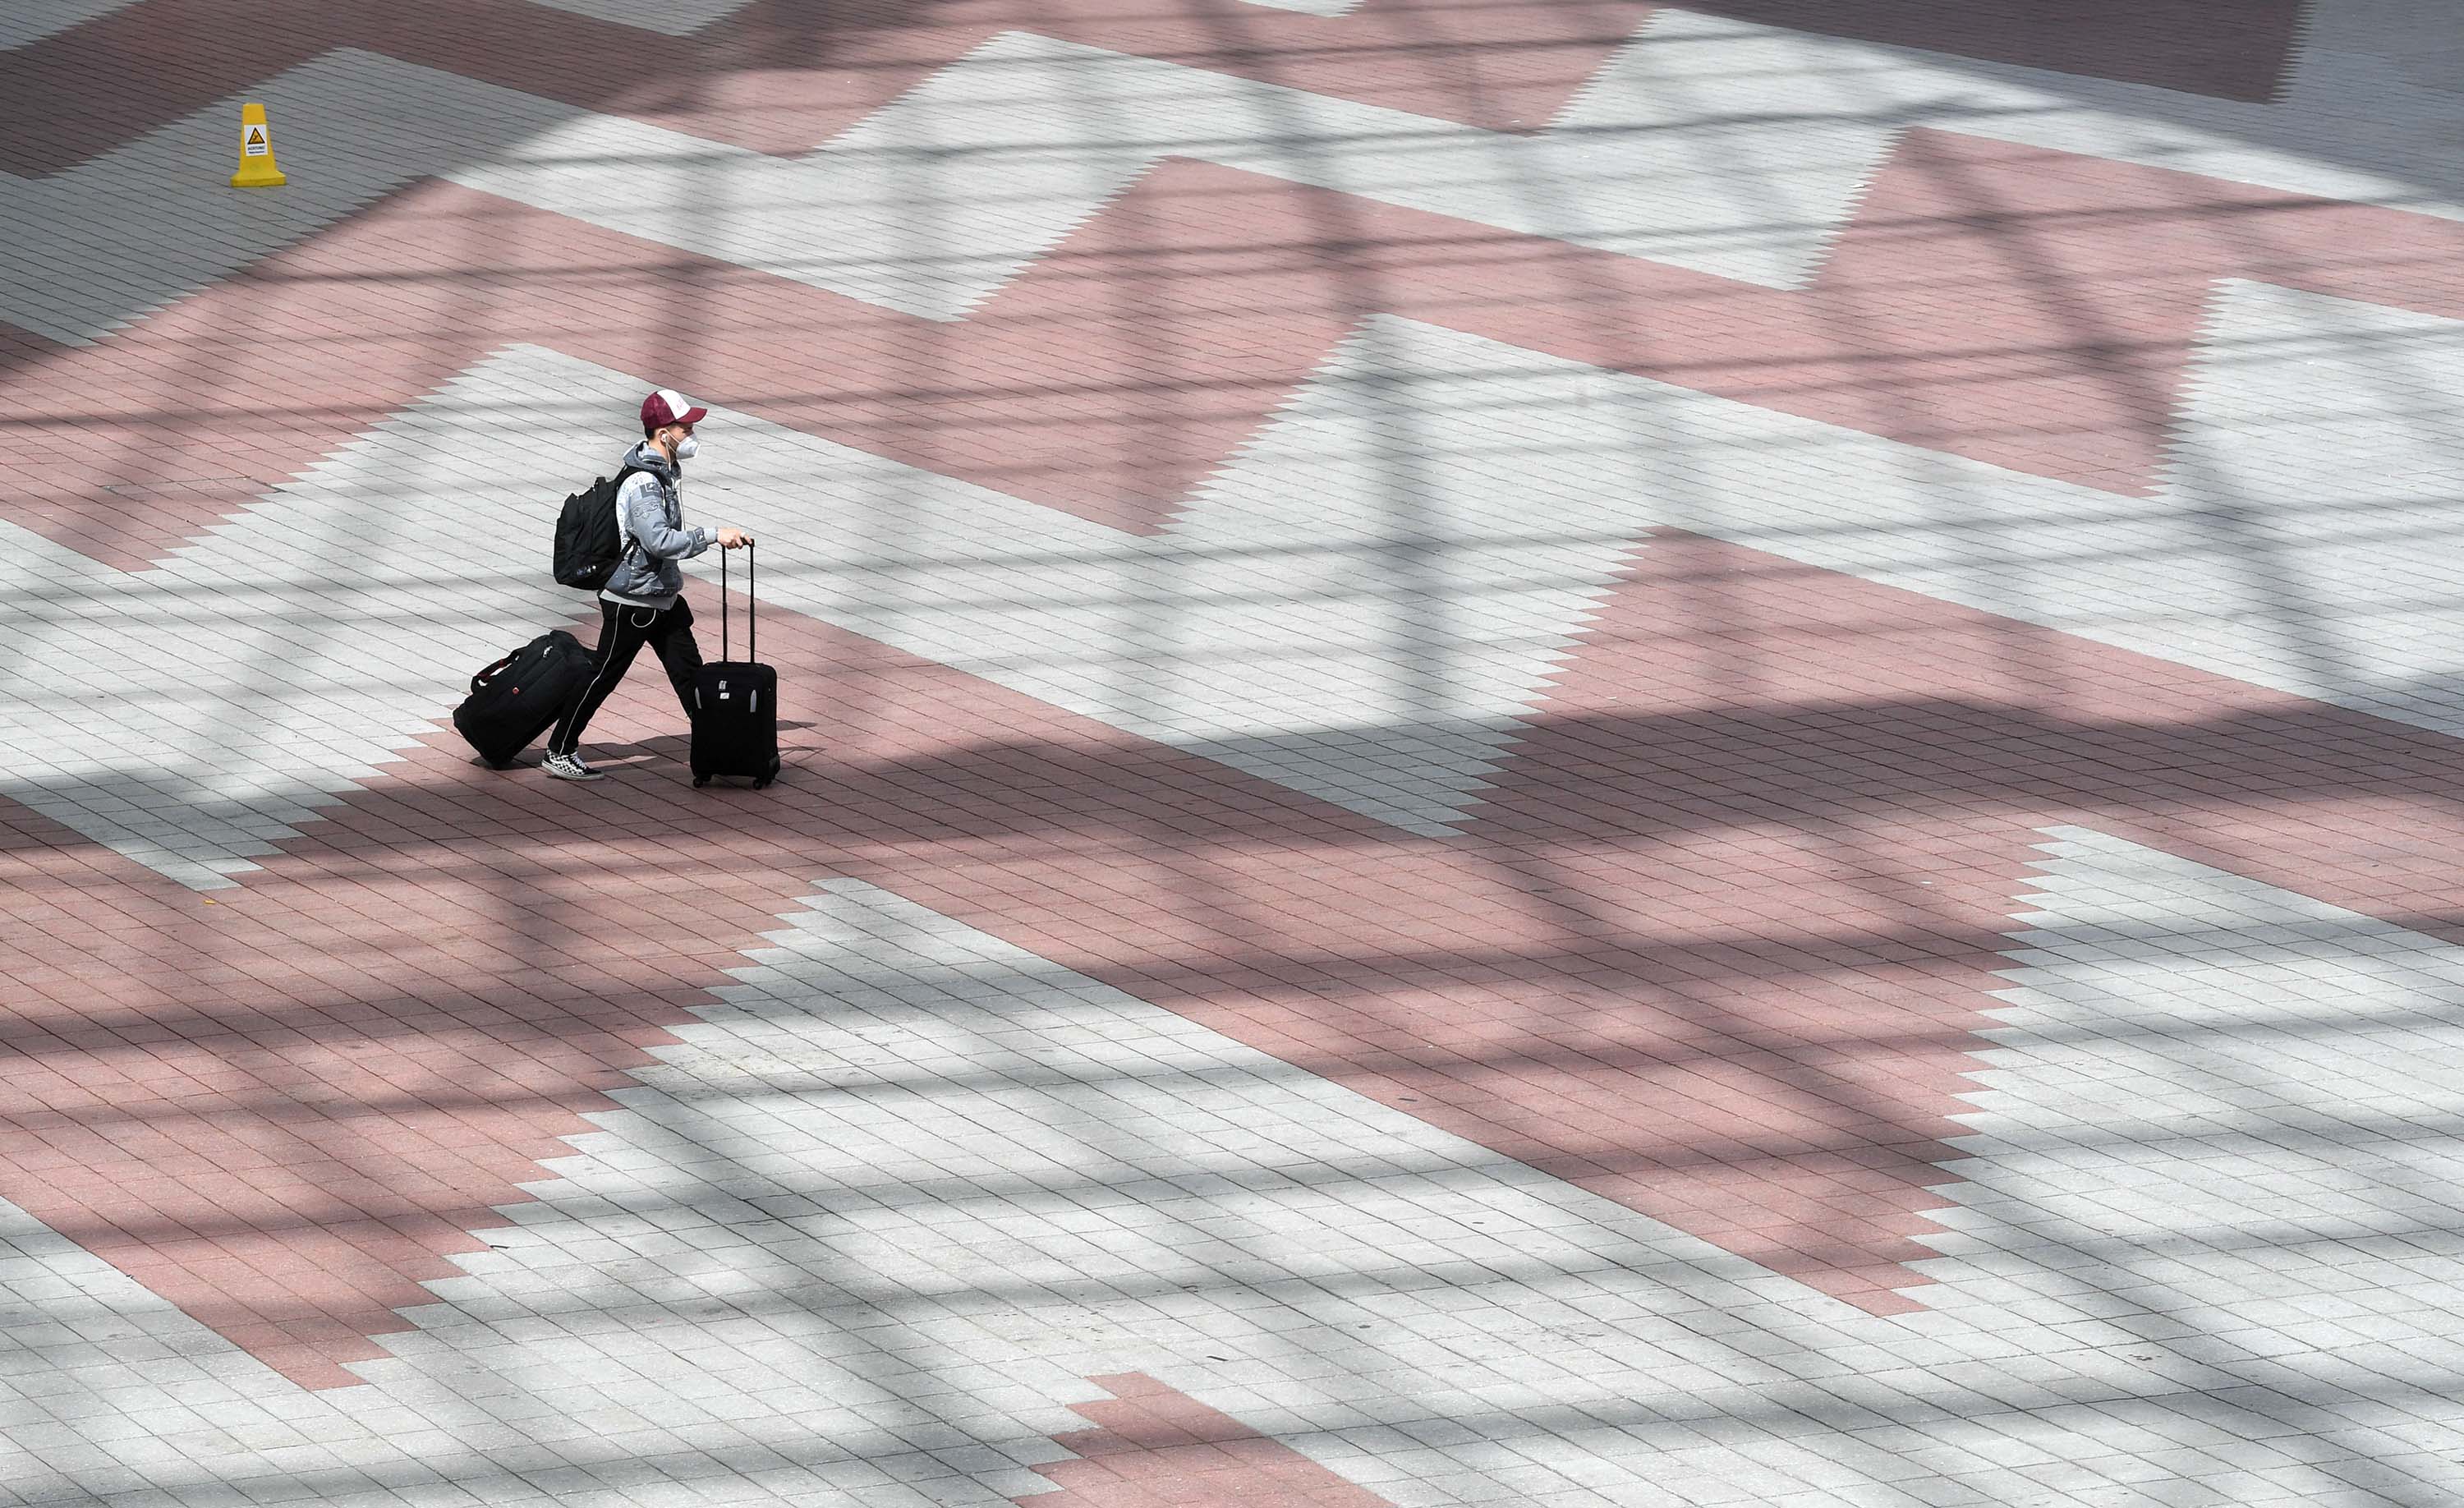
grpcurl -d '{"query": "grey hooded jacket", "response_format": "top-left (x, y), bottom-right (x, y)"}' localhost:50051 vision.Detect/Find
top-left (600, 442), bottom-right (715, 609)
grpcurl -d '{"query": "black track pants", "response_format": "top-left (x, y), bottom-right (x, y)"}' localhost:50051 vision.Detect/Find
top-left (546, 596), bottom-right (704, 756)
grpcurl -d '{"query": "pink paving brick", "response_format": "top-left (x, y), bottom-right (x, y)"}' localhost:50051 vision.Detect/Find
top-left (0, 0), bottom-right (2303, 188)
top-left (0, 168), bottom-right (1366, 567)
top-left (7, 12), bottom-right (2464, 1497)
top-left (0, 0), bottom-right (1653, 177)
top-left (17, 523), bottom-right (2464, 1380)
top-left (16, 141), bottom-right (2464, 572)
top-left (1020, 1374), bottom-right (1394, 1506)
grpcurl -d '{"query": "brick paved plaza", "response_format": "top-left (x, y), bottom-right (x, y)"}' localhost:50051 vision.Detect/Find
top-left (4, 1), bottom-right (2464, 1503)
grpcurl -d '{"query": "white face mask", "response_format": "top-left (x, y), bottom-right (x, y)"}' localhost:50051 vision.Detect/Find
top-left (671, 434), bottom-right (699, 461)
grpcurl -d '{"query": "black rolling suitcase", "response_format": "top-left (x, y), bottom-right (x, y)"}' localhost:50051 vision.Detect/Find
top-left (455, 628), bottom-right (594, 768)
top-left (691, 543), bottom-right (779, 788)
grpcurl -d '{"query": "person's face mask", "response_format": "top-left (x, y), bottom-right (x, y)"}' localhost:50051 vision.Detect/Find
top-left (673, 434), bottom-right (699, 461)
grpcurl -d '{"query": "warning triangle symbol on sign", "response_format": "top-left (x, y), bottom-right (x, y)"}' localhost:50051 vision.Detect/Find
top-left (246, 126), bottom-right (266, 147)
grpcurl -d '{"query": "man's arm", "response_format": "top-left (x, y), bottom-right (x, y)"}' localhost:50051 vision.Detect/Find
top-left (618, 474), bottom-right (713, 561)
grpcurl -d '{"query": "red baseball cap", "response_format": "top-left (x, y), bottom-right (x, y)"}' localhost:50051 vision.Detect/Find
top-left (641, 388), bottom-right (707, 430)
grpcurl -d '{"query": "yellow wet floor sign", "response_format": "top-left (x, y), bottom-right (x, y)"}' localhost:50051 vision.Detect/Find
top-left (229, 102), bottom-right (286, 188)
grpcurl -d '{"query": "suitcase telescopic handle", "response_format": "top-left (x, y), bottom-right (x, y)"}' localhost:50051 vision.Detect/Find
top-left (720, 538), bottom-right (755, 663)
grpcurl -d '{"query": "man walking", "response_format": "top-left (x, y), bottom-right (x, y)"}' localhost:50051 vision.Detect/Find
top-left (541, 389), bottom-right (752, 782)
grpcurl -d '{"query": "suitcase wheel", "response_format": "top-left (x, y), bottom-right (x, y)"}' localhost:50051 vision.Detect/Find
top-left (693, 775), bottom-right (710, 788)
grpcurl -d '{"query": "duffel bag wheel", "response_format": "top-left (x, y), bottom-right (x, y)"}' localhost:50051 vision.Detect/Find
top-left (693, 775), bottom-right (710, 788)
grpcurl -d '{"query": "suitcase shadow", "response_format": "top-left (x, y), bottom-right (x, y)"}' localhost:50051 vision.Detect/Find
top-left (510, 722), bottom-right (819, 775)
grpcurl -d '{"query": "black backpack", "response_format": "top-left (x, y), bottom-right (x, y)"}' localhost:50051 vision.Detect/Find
top-left (551, 464), bottom-right (650, 591)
